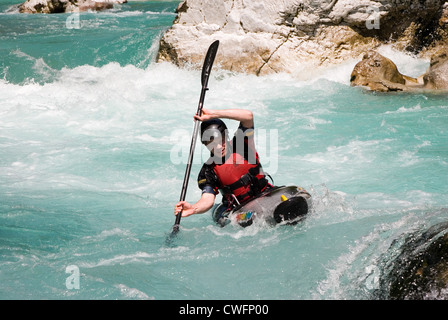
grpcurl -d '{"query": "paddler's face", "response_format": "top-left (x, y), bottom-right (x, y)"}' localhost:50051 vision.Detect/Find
top-left (204, 135), bottom-right (227, 157)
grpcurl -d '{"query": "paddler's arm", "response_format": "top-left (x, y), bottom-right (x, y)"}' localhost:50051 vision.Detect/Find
top-left (194, 108), bottom-right (254, 128)
top-left (174, 193), bottom-right (215, 218)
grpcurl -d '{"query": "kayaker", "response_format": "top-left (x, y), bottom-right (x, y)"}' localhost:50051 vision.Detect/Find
top-left (174, 108), bottom-right (273, 222)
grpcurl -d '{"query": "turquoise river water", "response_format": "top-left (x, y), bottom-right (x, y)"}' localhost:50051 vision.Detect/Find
top-left (1, 0), bottom-right (447, 300)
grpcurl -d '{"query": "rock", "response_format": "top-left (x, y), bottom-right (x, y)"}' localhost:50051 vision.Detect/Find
top-left (18, 0), bottom-right (126, 14)
top-left (422, 48), bottom-right (448, 89)
top-left (378, 222), bottom-right (448, 300)
top-left (157, 0), bottom-right (447, 76)
top-left (349, 51), bottom-right (421, 92)
top-left (350, 49), bottom-right (448, 92)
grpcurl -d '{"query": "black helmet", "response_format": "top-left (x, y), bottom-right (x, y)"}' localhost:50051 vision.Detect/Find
top-left (200, 119), bottom-right (227, 144)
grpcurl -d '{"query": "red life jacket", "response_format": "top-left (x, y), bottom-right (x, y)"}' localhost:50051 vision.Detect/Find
top-left (213, 149), bottom-right (268, 204)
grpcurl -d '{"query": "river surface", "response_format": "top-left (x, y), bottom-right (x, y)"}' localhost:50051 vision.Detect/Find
top-left (1, 0), bottom-right (447, 299)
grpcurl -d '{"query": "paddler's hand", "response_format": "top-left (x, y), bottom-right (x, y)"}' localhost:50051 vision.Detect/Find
top-left (174, 201), bottom-right (196, 217)
top-left (194, 108), bottom-right (216, 122)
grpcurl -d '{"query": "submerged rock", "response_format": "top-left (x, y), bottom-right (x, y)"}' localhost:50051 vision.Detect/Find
top-left (378, 222), bottom-right (448, 300)
top-left (157, 0), bottom-right (447, 76)
top-left (350, 49), bottom-right (448, 92)
top-left (19, 0), bottom-right (126, 14)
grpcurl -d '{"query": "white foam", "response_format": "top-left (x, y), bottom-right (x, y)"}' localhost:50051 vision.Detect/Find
top-left (314, 213), bottom-right (423, 299)
top-left (82, 228), bottom-right (134, 241)
top-left (385, 104), bottom-right (422, 114)
top-left (301, 139), bottom-right (394, 165)
top-left (80, 251), bottom-right (154, 268)
top-left (115, 284), bottom-right (153, 299)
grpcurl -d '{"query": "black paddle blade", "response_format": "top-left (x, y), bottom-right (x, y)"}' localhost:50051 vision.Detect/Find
top-left (169, 212), bottom-right (182, 239)
top-left (201, 40), bottom-right (219, 88)
top-left (165, 224), bottom-right (180, 246)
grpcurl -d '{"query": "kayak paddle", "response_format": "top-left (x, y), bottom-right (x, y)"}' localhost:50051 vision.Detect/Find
top-left (170, 40), bottom-right (220, 237)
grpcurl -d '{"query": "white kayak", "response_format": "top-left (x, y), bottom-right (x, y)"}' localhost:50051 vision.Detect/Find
top-left (212, 185), bottom-right (312, 227)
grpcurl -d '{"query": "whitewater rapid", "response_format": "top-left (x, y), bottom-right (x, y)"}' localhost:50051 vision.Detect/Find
top-left (1, 1), bottom-right (447, 300)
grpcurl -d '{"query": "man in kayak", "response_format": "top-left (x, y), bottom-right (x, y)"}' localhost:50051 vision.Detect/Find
top-left (174, 108), bottom-right (272, 224)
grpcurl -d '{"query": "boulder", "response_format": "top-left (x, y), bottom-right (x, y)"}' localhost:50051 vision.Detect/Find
top-left (157, 0), bottom-right (447, 76)
top-left (422, 48), bottom-right (448, 90)
top-left (350, 49), bottom-right (448, 92)
top-left (349, 51), bottom-right (421, 92)
top-left (19, 0), bottom-right (126, 14)
top-left (378, 222), bottom-right (448, 300)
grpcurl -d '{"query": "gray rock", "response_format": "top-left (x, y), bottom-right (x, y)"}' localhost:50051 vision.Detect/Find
top-left (378, 221), bottom-right (448, 300)
top-left (157, 0), bottom-right (447, 76)
top-left (19, 0), bottom-right (126, 14)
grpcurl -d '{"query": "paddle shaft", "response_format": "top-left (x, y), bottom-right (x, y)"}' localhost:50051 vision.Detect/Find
top-left (172, 87), bottom-right (206, 231)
